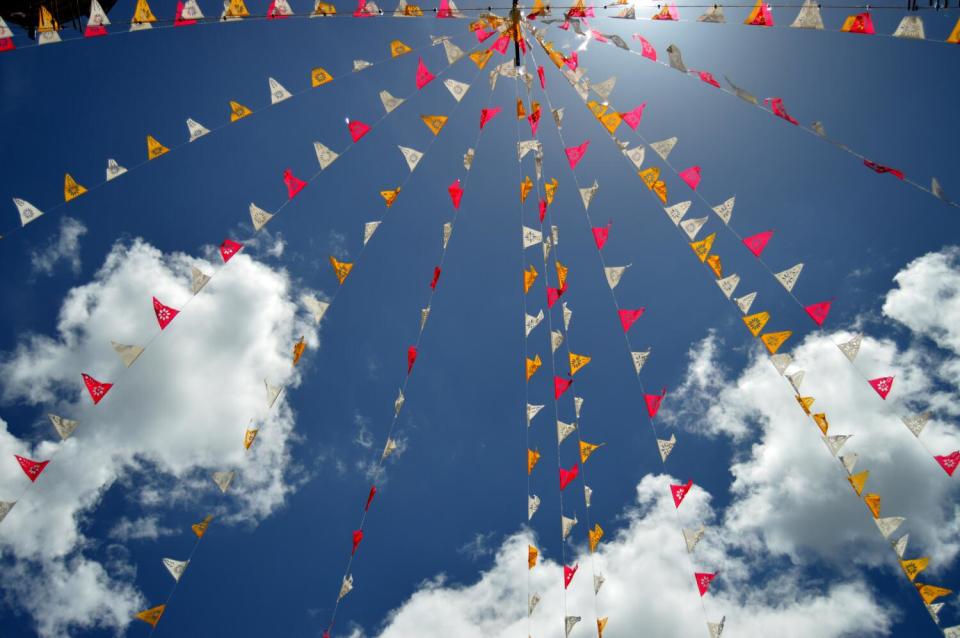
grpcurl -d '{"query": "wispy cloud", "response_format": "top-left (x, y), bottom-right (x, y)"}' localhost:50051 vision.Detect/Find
top-left (30, 216), bottom-right (87, 276)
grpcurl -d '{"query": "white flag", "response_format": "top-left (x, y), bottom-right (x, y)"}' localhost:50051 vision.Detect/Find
top-left (186, 118), bottom-right (210, 142)
top-left (774, 263), bottom-right (804, 292)
top-left (650, 136), bottom-right (678, 160)
top-left (250, 203), bottom-right (273, 231)
top-left (301, 294), bottom-right (330, 323)
top-left (162, 558), bottom-right (190, 582)
top-left (363, 221), bottom-right (380, 245)
top-left (314, 142), bottom-right (339, 169)
top-left (443, 78), bottom-right (470, 102)
top-left (398, 146), bottom-right (424, 172)
top-left (269, 77), bottom-right (292, 104)
top-left (111, 341), bottom-right (145, 368)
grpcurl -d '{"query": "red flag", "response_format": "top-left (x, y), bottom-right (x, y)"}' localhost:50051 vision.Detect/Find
top-left (538, 199), bottom-right (547, 222)
top-left (351, 529), bottom-right (364, 555)
top-left (621, 103), bottom-right (646, 130)
top-left (618, 308), bottom-right (645, 332)
top-left (348, 120), bottom-right (371, 142)
top-left (437, 0), bottom-right (453, 17)
top-left (695, 572), bottom-right (717, 596)
top-left (475, 27), bottom-right (494, 42)
top-left (935, 451), bottom-right (959, 477)
top-left (85, 22), bottom-right (108, 37)
top-left (0, 38), bottom-right (15, 52)
top-left (564, 564), bottom-right (579, 589)
top-left (407, 346), bottom-right (418, 374)
top-left (174, 1), bottom-right (197, 26)
top-left (805, 300), bottom-right (832, 326)
top-left (82, 373), bottom-right (113, 405)
top-left (448, 179), bottom-right (464, 209)
top-left (742, 230), bottom-right (774, 257)
top-left (518, 37), bottom-right (528, 54)
top-left (15, 455), bottom-right (49, 482)
top-left (698, 71), bottom-right (721, 88)
top-left (559, 463), bottom-right (579, 490)
top-left (220, 239), bottom-right (243, 262)
top-left (490, 34), bottom-right (510, 54)
top-left (547, 283), bottom-right (567, 308)
top-left (480, 107), bottom-right (501, 129)
top-left (564, 51), bottom-right (579, 71)
top-left (671, 479), bottom-right (693, 508)
top-left (565, 141), bottom-right (589, 169)
top-left (633, 34), bottom-right (657, 61)
top-left (592, 223), bottom-right (611, 250)
top-left (868, 376), bottom-right (894, 399)
top-left (528, 109), bottom-right (541, 136)
top-left (845, 12), bottom-right (875, 33)
top-left (537, 66), bottom-right (545, 89)
top-left (283, 169), bottom-right (307, 199)
top-left (354, 0), bottom-right (375, 16)
top-left (559, 20), bottom-right (570, 31)
top-left (863, 160), bottom-right (904, 180)
top-left (415, 57), bottom-right (435, 89)
top-left (365, 485), bottom-right (377, 510)
top-left (153, 297), bottom-right (179, 330)
top-left (430, 267), bottom-right (441, 290)
top-left (765, 97), bottom-right (799, 126)
top-left (679, 166), bottom-right (701, 190)
top-left (645, 388), bottom-right (666, 418)
top-left (267, 0), bottom-right (290, 18)
top-left (591, 29), bottom-right (607, 42)
top-left (554, 375), bottom-right (573, 399)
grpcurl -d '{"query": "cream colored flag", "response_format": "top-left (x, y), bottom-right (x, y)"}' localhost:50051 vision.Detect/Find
top-left (699, 5), bottom-right (725, 21)
top-left (708, 616), bottom-right (726, 638)
top-left (594, 572), bottom-right (605, 594)
top-left (893, 534), bottom-right (909, 559)
top-left (250, 203), bottom-right (273, 231)
top-left (48, 414), bottom-right (78, 440)
top-left (774, 263), bottom-right (804, 292)
top-left (825, 434), bottom-right (851, 456)
top-left (443, 39), bottom-right (465, 64)
top-left (875, 516), bottom-right (905, 539)
top-left (186, 118), bottom-right (210, 142)
top-left (735, 291), bottom-right (757, 314)
top-left (444, 78), bottom-right (470, 102)
top-left (605, 264), bottom-right (630, 289)
top-left (680, 216), bottom-right (708, 240)
top-left (463, 148), bottom-right (475, 170)
top-left (591, 76), bottom-right (616, 100)
top-left (770, 353), bottom-right (792, 375)
top-left (565, 616), bottom-right (581, 637)
top-left (551, 329), bottom-right (564, 353)
top-left (314, 142), bottom-right (339, 169)
top-left (558, 420), bottom-right (577, 444)
top-left (840, 453), bottom-right (858, 474)
top-left (787, 371), bottom-right (805, 392)
top-left (381, 438), bottom-right (398, 461)
top-left (584, 485), bottom-right (593, 507)
top-left (552, 107), bottom-right (565, 128)
top-left (420, 307), bottom-right (430, 330)
top-left (716, 274), bottom-right (740, 298)
top-left (683, 525), bottom-right (705, 552)
top-left (443, 222), bottom-right (452, 249)
top-left (579, 180), bottom-right (599, 210)
top-left (658, 434), bottom-right (676, 462)
top-left (353, 59), bottom-right (373, 72)
top-left (527, 403), bottom-right (545, 425)
top-left (712, 196), bottom-right (735, 224)
top-left (162, 558), bottom-right (189, 582)
top-left (363, 221), bottom-right (380, 245)
top-left (0, 501), bottom-right (15, 523)
top-left (398, 146), bottom-right (424, 172)
top-left (650, 136), bottom-right (678, 160)
top-left (380, 90), bottom-right (405, 114)
top-left (837, 334), bottom-right (862, 362)
top-left (632, 350), bottom-right (651, 374)
top-left (574, 396), bottom-right (584, 419)
top-left (893, 15), bottom-right (925, 39)
top-left (212, 470), bottom-right (235, 493)
top-left (269, 77), bottom-right (292, 104)
top-left (563, 302), bottom-right (572, 330)
top-left (561, 515), bottom-right (578, 539)
top-left (528, 592), bottom-right (541, 615)
top-left (301, 294), bottom-right (330, 323)
top-left (265, 380), bottom-right (283, 408)
top-left (528, 494), bottom-right (541, 520)
top-left (664, 201), bottom-right (691, 225)
top-left (106, 159), bottom-right (127, 181)
top-left (517, 140), bottom-right (541, 160)
top-left (180, 0), bottom-right (204, 17)
top-left (191, 267), bottom-right (211, 294)
top-left (902, 412), bottom-right (931, 438)
top-left (111, 342), bottom-right (145, 367)
top-left (394, 388), bottom-right (405, 416)
top-left (338, 574), bottom-right (353, 601)
top-left (791, 0), bottom-right (824, 28)
top-left (523, 226), bottom-right (543, 249)
top-left (625, 146), bottom-right (645, 170)
top-left (12, 198), bottom-right (43, 227)
top-left (525, 310), bottom-right (545, 337)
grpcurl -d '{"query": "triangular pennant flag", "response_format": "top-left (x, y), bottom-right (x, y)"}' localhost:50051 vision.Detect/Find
top-left (48, 414), bottom-right (78, 440)
top-left (302, 295), bottom-right (329, 323)
top-left (684, 526), bottom-right (706, 552)
top-left (706, 254), bottom-right (723, 278)
top-left (796, 395), bottom-right (815, 415)
top-left (15, 455), bottom-right (49, 482)
top-left (414, 57), bottom-right (435, 90)
top-left (268, 77), bottom-right (292, 104)
top-left (847, 470), bottom-right (869, 495)
top-left (812, 412), bottom-right (829, 434)
top-left (229, 100), bottom-right (252, 122)
top-left (761, 330), bottom-right (792, 354)
top-left (671, 479), bottom-right (692, 507)
top-left (589, 524), bottom-right (604, 553)
top-left (249, 203), bottom-right (273, 231)
top-left (619, 308), bottom-right (645, 332)
top-left (826, 435), bottom-right (851, 457)
top-left (561, 516), bottom-right (578, 540)
top-left (690, 233), bottom-right (716, 262)
top-left (565, 141), bottom-right (590, 169)
top-left (680, 216), bottom-right (708, 240)
top-left (569, 352), bottom-right (591, 376)
top-left (526, 354), bottom-right (542, 381)
top-left (735, 292), bottom-right (757, 314)
top-left (774, 263), bottom-right (804, 292)
top-left (421, 114), bottom-right (448, 136)
top-left (525, 310), bottom-right (544, 337)
top-left (212, 470), bottom-right (235, 493)
top-left (551, 329), bottom-right (564, 353)
top-left (679, 166), bottom-right (702, 190)
top-left (398, 146), bottom-right (423, 172)
top-left (220, 239), bottom-right (243, 262)
top-left (528, 544), bottom-right (539, 569)
top-left (63, 174), bottom-right (87, 202)
top-left (565, 616), bottom-right (581, 637)
top-left (381, 438), bottom-right (398, 461)
top-left (865, 493), bottom-right (882, 518)
top-left (12, 198), bottom-right (43, 226)
top-left (311, 66), bottom-right (333, 87)
top-left (524, 265), bottom-right (538, 294)
top-left (791, 0), bottom-right (824, 28)
top-left (875, 516), bottom-right (905, 539)
top-left (868, 376), bottom-right (894, 399)
top-left (283, 169), bottom-right (307, 199)
top-left (111, 341), bottom-right (144, 367)
top-left (527, 403), bottom-right (544, 425)
top-left (442, 39), bottom-right (465, 64)
top-left (893, 534), bottom-right (910, 558)
top-left (584, 485), bottom-right (593, 508)
top-left (695, 572), bottom-right (717, 596)
top-left (313, 142), bottom-right (339, 170)
top-left (664, 201), bottom-right (691, 225)
top-left (708, 617), bottom-right (726, 638)
top-left (152, 296), bottom-right (179, 330)
top-left (901, 412), bottom-right (931, 438)
top-left (479, 107), bottom-right (501, 129)
top-left (191, 267), bottom-right (211, 294)
top-left (463, 148), bottom-right (475, 170)
top-left (0, 501), bottom-right (15, 524)
top-left (579, 440), bottom-right (603, 463)
top-left (605, 265), bottom-right (629, 289)
top-left (407, 346), bottom-right (418, 374)
top-left (650, 137), bottom-right (678, 160)
top-left (394, 389), bottom-right (406, 417)
top-left (579, 180), bottom-right (599, 210)
top-left (390, 39), bottom-right (412, 57)
top-left (554, 376), bottom-right (573, 399)
top-left (522, 226), bottom-right (542, 249)
top-left (243, 427), bottom-right (258, 450)
top-left (82, 373), bottom-right (112, 404)
top-left (646, 388), bottom-right (667, 418)
top-left (916, 583), bottom-right (952, 605)
top-left (265, 380), bottom-right (283, 408)
top-left (448, 179), bottom-right (464, 209)
top-left (563, 563), bottom-right (578, 588)
top-left (804, 300), bottom-right (832, 326)
top-left (935, 451), bottom-right (960, 476)
top-left (134, 605), bottom-right (166, 627)
top-left (838, 334), bottom-right (862, 362)
top-left (625, 146), bottom-right (646, 170)
top-left (770, 353), bottom-right (792, 375)
top-left (292, 336), bottom-right (306, 365)
top-left (559, 463), bottom-right (579, 489)
top-left (162, 558), bottom-right (189, 582)
top-left (528, 494), bottom-right (541, 520)
top-left (105, 159), bottom-right (127, 181)
top-left (743, 230), bottom-right (774, 257)
top-left (527, 449), bottom-right (540, 475)
top-left (717, 274), bottom-right (740, 299)
top-left (338, 574), bottom-right (353, 601)
top-left (329, 256), bottom-right (354, 285)
top-left (743, 311), bottom-right (771, 337)
top-left (893, 15), bottom-right (925, 39)
top-left (349, 119), bottom-right (372, 141)
top-left (840, 453), bottom-right (859, 474)
top-left (443, 78), bottom-right (470, 102)
top-left (632, 350), bottom-right (651, 375)
top-left (192, 514), bottom-right (213, 538)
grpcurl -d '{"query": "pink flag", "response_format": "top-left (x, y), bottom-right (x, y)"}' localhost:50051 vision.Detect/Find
top-left (621, 103), bottom-right (646, 130)
top-left (407, 346), bottom-right (418, 374)
top-left (698, 71), bottom-right (720, 88)
top-left (220, 239), bottom-right (243, 262)
top-left (863, 160), bottom-right (905, 180)
top-left (353, 0), bottom-right (375, 16)
top-left (632, 34), bottom-right (657, 61)
top-left (283, 169), bottom-right (307, 199)
top-left (0, 38), bottom-right (15, 52)
top-left (348, 120), bottom-right (371, 142)
top-left (671, 479), bottom-right (692, 508)
top-left (537, 66), bottom-right (545, 89)
top-left (429, 267), bottom-right (441, 290)
top-left (153, 297), bottom-right (179, 330)
top-left (804, 300), bottom-right (832, 326)
top-left (415, 57), bottom-right (435, 89)
top-left (491, 34), bottom-right (510, 54)
top-left (695, 572), bottom-right (717, 596)
top-left (538, 199), bottom-right (547, 222)
top-left (645, 388), bottom-right (666, 418)
top-left (475, 27), bottom-right (494, 42)
top-left (480, 107), bottom-right (501, 129)
top-left (528, 109), bottom-right (540, 136)
top-left (448, 179), bottom-right (464, 209)
top-left (564, 564), bottom-right (578, 589)
top-left (174, 1), bottom-right (197, 26)
top-left (679, 166), bottom-right (701, 190)
top-left (547, 284), bottom-right (567, 308)
top-left (82, 373), bottom-right (113, 405)
top-left (565, 141), bottom-right (590, 169)
top-left (365, 485), bottom-right (377, 510)
top-left (85, 21), bottom-right (108, 37)
top-left (559, 463), bottom-right (579, 490)
top-left (618, 308), bottom-right (645, 332)
top-left (742, 230), bottom-right (774, 257)
top-left (554, 376), bottom-right (573, 399)
top-left (591, 30), bottom-right (608, 43)
top-left (765, 97), bottom-right (799, 126)
top-left (564, 51), bottom-right (579, 71)
top-left (351, 529), bottom-right (364, 555)
top-left (592, 223), bottom-right (611, 250)
top-left (935, 451), bottom-right (959, 476)
top-left (15, 455), bottom-right (49, 482)
top-left (437, 0), bottom-right (453, 17)
top-left (559, 20), bottom-right (570, 31)
top-left (267, 0), bottom-right (290, 18)
top-left (868, 376), bottom-right (894, 400)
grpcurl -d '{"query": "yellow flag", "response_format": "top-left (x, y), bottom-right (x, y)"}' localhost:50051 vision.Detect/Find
top-left (390, 39), bottom-right (412, 57)
top-left (403, 3), bottom-right (423, 15)
top-left (556, 261), bottom-right (568, 289)
top-left (38, 5), bottom-right (59, 33)
top-left (796, 395), bottom-right (815, 415)
top-left (421, 114), bottom-right (448, 136)
top-left (706, 253), bottom-right (723, 278)
top-left (520, 176), bottom-right (533, 203)
top-left (547, 48), bottom-right (565, 68)
top-left (329, 256), bottom-right (353, 285)
top-left (653, 180), bottom-right (668, 204)
top-left (527, 449), bottom-right (540, 475)
top-left (469, 49), bottom-right (494, 69)
top-left (597, 617), bottom-right (609, 637)
top-left (134, 604), bottom-right (166, 627)
top-left (639, 167), bottom-right (660, 189)
top-left (63, 174), bottom-right (87, 202)
top-left (949, 17), bottom-right (960, 43)
top-left (601, 112), bottom-right (622, 135)
top-left (589, 523), bottom-right (604, 553)
top-left (579, 440), bottom-right (603, 463)
top-left (311, 67), bottom-right (333, 87)
top-left (314, 1), bottom-right (337, 14)
top-left (742, 311), bottom-right (770, 337)
top-left (526, 354), bottom-right (542, 381)
top-left (517, 98), bottom-right (527, 119)
top-left (587, 100), bottom-right (607, 119)
top-left (864, 493), bottom-right (881, 518)
top-left (812, 413), bottom-right (829, 434)
top-left (524, 265), bottom-right (538, 294)
top-left (689, 233), bottom-right (716, 262)
top-left (528, 543), bottom-right (539, 568)
top-left (381, 187), bottom-right (401, 207)
top-left (225, 0), bottom-right (250, 17)
top-left (569, 352), bottom-right (591, 376)
top-left (848, 470), bottom-right (869, 496)
top-left (243, 428), bottom-right (258, 450)
top-left (192, 514), bottom-right (213, 538)
top-left (531, 0), bottom-right (545, 15)
top-left (132, 0), bottom-right (157, 23)
top-left (761, 330), bottom-right (792, 354)
top-left (230, 100), bottom-right (253, 122)
top-left (292, 336), bottom-right (306, 365)
top-left (916, 583), bottom-right (952, 605)
top-left (146, 135), bottom-right (169, 160)
top-left (544, 178), bottom-right (558, 205)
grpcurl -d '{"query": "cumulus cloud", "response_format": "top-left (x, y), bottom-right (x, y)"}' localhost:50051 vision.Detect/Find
top-left (29, 216), bottom-right (87, 276)
top-left (0, 238), bottom-right (318, 636)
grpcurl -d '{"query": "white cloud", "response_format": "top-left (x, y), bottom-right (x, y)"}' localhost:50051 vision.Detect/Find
top-left (108, 516), bottom-right (176, 542)
top-left (30, 216), bottom-right (87, 276)
top-left (883, 246), bottom-right (960, 356)
top-left (0, 238), bottom-right (318, 636)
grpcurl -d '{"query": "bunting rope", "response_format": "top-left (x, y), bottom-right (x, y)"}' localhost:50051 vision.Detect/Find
top-left (534, 28), bottom-right (956, 634)
top-left (541, 19), bottom-right (960, 469)
top-left (527, 35), bottom-right (726, 635)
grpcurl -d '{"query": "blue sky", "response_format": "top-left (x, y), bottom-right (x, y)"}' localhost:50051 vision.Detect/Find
top-left (0, 2), bottom-right (959, 637)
